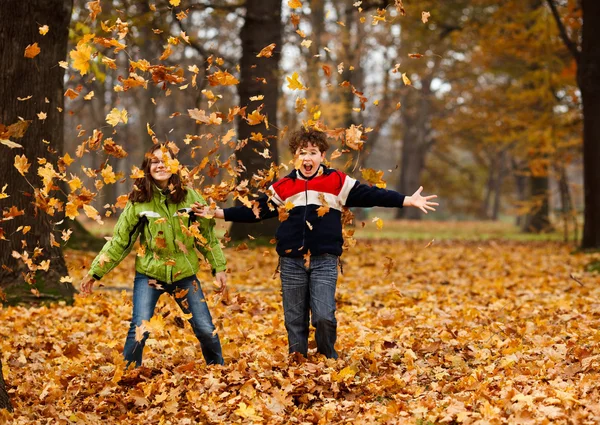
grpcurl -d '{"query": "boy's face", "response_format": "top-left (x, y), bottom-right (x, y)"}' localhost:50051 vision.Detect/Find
top-left (295, 142), bottom-right (325, 177)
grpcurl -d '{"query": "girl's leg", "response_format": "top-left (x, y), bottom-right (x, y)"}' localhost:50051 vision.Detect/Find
top-left (308, 254), bottom-right (339, 359)
top-left (172, 276), bottom-right (224, 365)
top-left (123, 273), bottom-right (163, 367)
top-left (280, 257), bottom-right (310, 357)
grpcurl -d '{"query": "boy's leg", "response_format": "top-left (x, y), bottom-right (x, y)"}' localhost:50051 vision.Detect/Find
top-left (123, 272), bottom-right (163, 367)
top-left (280, 256), bottom-right (310, 357)
top-left (308, 254), bottom-right (339, 359)
top-left (171, 275), bottom-right (224, 365)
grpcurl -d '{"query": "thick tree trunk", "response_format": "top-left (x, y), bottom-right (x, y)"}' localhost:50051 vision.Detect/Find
top-left (580, 0), bottom-right (600, 249)
top-left (0, 0), bottom-right (75, 304)
top-left (229, 0), bottom-right (282, 241)
top-left (0, 355), bottom-right (12, 412)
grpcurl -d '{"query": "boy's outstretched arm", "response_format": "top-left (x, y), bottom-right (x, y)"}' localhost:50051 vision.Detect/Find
top-left (345, 180), bottom-right (438, 213)
top-left (191, 193), bottom-right (279, 223)
top-left (402, 186), bottom-right (438, 214)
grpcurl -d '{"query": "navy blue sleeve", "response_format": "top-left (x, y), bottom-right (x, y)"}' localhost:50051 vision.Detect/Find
top-left (223, 194), bottom-right (279, 223)
top-left (344, 181), bottom-right (405, 208)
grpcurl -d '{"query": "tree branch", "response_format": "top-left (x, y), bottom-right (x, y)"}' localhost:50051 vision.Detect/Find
top-left (545, 0), bottom-right (580, 61)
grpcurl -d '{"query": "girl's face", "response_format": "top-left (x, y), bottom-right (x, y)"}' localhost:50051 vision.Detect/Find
top-left (149, 149), bottom-right (173, 189)
top-left (295, 142), bottom-right (325, 177)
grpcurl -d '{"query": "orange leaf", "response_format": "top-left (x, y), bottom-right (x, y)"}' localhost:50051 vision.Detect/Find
top-left (24, 43), bottom-right (41, 58)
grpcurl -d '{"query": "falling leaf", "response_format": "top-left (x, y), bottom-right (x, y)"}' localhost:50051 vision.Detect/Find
top-left (1, 139), bottom-right (23, 149)
top-left (257, 43), bottom-right (276, 58)
top-left (408, 53), bottom-right (424, 59)
top-left (87, 0), bottom-right (102, 20)
top-left (402, 72), bottom-right (411, 86)
top-left (70, 42), bottom-right (93, 76)
top-left (300, 39), bottom-right (312, 49)
top-left (14, 154), bottom-right (31, 175)
top-left (286, 72), bottom-right (307, 90)
top-left (169, 0), bottom-right (181, 5)
top-left (422, 11), bottom-right (431, 23)
top-left (37, 112), bottom-right (47, 120)
top-left (288, 0), bottom-right (302, 9)
top-left (246, 109), bottom-right (265, 126)
top-left (207, 70), bottom-right (239, 86)
top-left (106, 108), bottom-right (128, 127)
top-left (24, 43), bottom-right (41, 58)
top-left (39, 25), bottom-right (49, 35)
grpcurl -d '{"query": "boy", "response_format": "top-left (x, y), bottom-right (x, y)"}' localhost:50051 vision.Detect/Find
top-left (192, 127), bottom-right (438, 359)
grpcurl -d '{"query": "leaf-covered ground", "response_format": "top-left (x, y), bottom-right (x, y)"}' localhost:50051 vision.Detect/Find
top-left (2, 240), bottom-right (600, 424)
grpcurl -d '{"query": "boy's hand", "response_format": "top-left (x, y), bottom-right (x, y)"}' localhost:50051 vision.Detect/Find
top-left (191, 202), bottom-right (224, 219)
top-left (79, 274), bottom-right (96, 296)
top-left (404, 186), bottom-right (438, 214)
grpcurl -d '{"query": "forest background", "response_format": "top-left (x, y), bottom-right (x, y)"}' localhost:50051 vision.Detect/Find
top-left (1, 0), bottom-right (599, 423)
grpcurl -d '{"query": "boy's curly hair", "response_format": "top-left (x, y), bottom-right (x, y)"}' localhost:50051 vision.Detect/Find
top-left (288, 127), bottom-right (329, 154)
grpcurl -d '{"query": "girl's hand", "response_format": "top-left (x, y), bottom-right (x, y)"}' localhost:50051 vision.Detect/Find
top-left (214, 271), bottom-right (227, 293)
top-left (79, 275), bottom-right (96, 296)
top-left (404, 186), bottom-right (439, 214)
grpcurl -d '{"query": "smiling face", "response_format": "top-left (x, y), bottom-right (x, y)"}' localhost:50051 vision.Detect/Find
top-left (295, 142), bottom-right (325, 177)
top-left (149, 148), bottom-right (173, 189)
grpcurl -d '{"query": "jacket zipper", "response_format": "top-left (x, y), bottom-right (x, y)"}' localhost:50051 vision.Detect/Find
top-left (301, 178), bottom-right (308, 252)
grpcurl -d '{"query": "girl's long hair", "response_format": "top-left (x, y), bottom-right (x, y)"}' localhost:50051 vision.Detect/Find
top-left (128, 143), bottom-right (187, 204)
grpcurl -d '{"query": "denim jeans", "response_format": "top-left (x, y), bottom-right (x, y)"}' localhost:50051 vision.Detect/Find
top-left (123, 272), bottom-right (224, 367)
top-left (279, 254), bottom-right (339, 359)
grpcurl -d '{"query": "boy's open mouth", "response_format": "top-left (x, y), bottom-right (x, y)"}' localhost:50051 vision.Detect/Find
top-left (303, 164), bottom-right (313, 173)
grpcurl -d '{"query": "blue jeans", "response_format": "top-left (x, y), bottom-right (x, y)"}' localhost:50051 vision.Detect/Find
top-left (279, 254), bottom-right (339, 359)
top-left (123, 272), bottom-right (224, 367)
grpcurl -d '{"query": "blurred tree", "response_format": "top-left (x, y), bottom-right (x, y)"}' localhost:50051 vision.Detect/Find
top-left (547, 0), bottom-right (600, 248)
top-left (0, 0), bottom-right (76, 303)
top-left (229, 0), bottom-right (283, 241)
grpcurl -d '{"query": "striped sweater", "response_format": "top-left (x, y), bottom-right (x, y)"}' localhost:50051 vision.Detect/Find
top-left (224, 165), bottom-right (406, 257)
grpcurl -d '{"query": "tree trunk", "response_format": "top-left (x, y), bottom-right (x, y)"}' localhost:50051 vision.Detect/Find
top-left (0, 0), bottom-right (75, 304)
top-left (0, 354), bottom-right (12, 412)
top-left (580, 0), bottom-right (600, 249)
top-left (229, 0), bottom-right (282, 241)
top-left (491, 151), bottom-right (506, 221)
top-left (522, 175), bottom-right (552, 233)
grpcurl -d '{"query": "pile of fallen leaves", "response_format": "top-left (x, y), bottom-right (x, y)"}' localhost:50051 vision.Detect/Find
top-left (1, 240), bottom-right (599, 424)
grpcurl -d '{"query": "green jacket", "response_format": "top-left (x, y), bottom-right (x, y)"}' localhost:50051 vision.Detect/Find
top-left (89, 186), bottom-right (226, 284)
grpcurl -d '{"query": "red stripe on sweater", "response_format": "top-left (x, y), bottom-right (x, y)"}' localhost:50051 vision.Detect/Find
top-left (273, 171), bottom-right (347, 201)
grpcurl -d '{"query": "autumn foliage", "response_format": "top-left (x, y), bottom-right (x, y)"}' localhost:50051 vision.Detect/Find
top-left (1, 240), bottom-right (599, 423)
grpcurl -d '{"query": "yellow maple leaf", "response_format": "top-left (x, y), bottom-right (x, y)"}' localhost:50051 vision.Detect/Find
top-left (24, 43), bottom-right (41, 58)
top-left (207, 70), bottom-right (239, 86)
top-left (65, 202), bottom-right (78, 219)
top-left (246, 109), bottom-right (265, 126)
top-left (169, 0), bottom-right (181, 5)
top-left (14, 154), bottom-right (31, 175)
top-left (286, 72), bottom-right (307, 90)
top-left (106, 108), bottom-right (128, 126)
top-left (68, 177), bottom-right (82, 192)
top-left (70, 43), bottom-right (93, 76)
top-left (101, 164), bottom-right (117, 184)
top-left (39, 25), bottom-right (49, 35)
top-left (288, 0), bottom-right (302, 9)
top-left (130, 166), bottom-right (145, 179)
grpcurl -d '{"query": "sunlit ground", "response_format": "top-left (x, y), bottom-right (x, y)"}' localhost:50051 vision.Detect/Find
top-left (1, 221), bottom-right (598, 424)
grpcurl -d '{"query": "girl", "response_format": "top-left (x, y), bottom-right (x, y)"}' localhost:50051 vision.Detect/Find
top-left (80, 143), bottom-right (227, 366)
